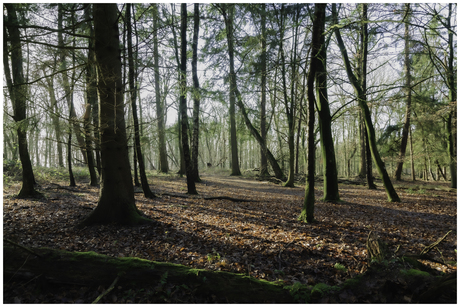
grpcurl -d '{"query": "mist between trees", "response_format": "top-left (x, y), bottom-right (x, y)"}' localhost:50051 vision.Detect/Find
top-left (4, 4), bottom-right (456, 215)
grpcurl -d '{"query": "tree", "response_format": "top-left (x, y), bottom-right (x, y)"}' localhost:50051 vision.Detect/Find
top-left (217, 4), bottom-right (285, 180)
top-left (332, 3), bottom-right (400, 202)
top-left (179, 3), bottom-right (198, 194)
top-left (394, 4), bottom-right (413, 180)
top-left (314, 4), bottom-right (340, 201)
top-left (4, 3), bottom-right (39, 198)
top-left (358, 4), bottom-right (376, 189)
top-left (190, 3), bottom-right (201, 183)
top-left (299, 3), bottom-right (324, 223)
top-left (80, 4), bottom-right (151, 226)
top-left (259, 4), bottom-right (270, 178)
top-left (127, 3), bottom-right (155, 198)
top-left (220, 4), bottom-right (242, 176)
top-left (83, 4), bottom-right (99, 186)
top-left (153, 4), bottom-right (169, 174)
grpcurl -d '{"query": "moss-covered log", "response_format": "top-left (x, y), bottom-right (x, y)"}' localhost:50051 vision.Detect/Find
top-left (4, 245), bottom-right (294, 303)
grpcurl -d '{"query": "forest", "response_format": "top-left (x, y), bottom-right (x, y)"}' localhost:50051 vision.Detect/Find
top-left (3, 3), bottom-right (457, 303)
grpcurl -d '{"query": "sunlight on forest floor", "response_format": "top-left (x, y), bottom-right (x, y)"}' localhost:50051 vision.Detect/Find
top-left (3, 171), bottom-right (457, 291)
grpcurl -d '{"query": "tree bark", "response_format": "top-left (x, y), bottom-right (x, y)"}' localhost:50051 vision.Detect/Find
top-left (127, 3), bottom-right (155, 198)
top-left (446, 3), bottom-right (456, 189)
top-left (332, 3), bottom-right (400, 202)
top-left (180, 3), bottom-right (198, 194)
top-left (221, 4), bottom-right (242, 176)
top-left (259, 4), bottom-right (270, 178)
top-left (315, 4), bottom-right (340, 201)
top-left (79, 4), bottom-right (151, 226)
top-left (359, 4), bottom-right (376, 189)
top-left (394, 4), bottom-right (412, 181)
top-left (57, 4), bottom-right (87, 166)
top-left (83, 4), bottom-right (98, 186)
top-left (191, 3), bottom-right (201, 183)
top-left (4, 4), bottom-right (39, 198)
top-left (153, 4), bottom-right (169, 174)
top-left (299, 4), bottom-right (324, 223)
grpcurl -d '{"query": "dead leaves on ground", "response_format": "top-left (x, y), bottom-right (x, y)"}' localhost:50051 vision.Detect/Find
top-left (3, 176), bottom-right (457, 288)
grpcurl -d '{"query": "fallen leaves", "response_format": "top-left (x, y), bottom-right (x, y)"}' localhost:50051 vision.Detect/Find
top-left (3, 175), bottom-right (457, 290)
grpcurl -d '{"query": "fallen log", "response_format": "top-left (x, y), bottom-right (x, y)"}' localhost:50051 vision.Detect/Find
top-left (4, 245), bottom-right (293, 303)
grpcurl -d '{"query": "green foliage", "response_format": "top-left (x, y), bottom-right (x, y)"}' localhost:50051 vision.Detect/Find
top-left (284, 281), bottom-right (310, 303)
top-left (400, 268), bottom-right (430, 278)
top-left (334, 262), bottom-right (347, 273)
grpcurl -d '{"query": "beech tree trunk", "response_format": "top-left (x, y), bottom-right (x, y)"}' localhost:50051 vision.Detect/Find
top-left (80, 4), bottom-right (151, 226)
top-left (4, 4), bottom-right (38, 198)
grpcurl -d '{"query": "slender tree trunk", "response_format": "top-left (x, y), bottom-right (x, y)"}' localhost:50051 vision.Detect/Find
top-left (45, 72), bottom-right (64, 168)
top-left (333, 3), bottom-right (400, 202)
top-left (299, 4), bottom-right (325, 223)
top-left (57, 4), bottom-right (87, 166)
top-left (127, 3), bottom-right (155, 198)
top-left (170, 3), bottom-right (185, 176)
top-left (409, 126), bottom-right (416, 181)
top-left (153, 4), bottom-right (169, 173)
top-left (4, 4), bottom-right (38, 198)
top-left (83, 4), bottom-right (98, 186)
top-left (80, 4), bottom-right (151, 226)
top-left (191, 3), bottom-right (201, 182)
top-left (180, 4), bottom-right (198, 194)
top-left (259, 3), bottom-right (270, 178)
top-left (315, 5), bottom-right (340, 201)
top-left (277, 4), bottom-right (295, 187)
top-left (446, 3), bottom-right (456, 189)
top-left (221, 5), bottom-right (242, 176)
top-left (395, 4), bottom-right (412, 180)
top-left (220, 4), bottom-right (284, 180)
top-left (359, 4), bottom-right (376, 189)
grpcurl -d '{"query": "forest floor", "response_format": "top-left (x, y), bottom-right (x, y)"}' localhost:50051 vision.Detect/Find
top-left (3, 169), bottom-right (457, 303)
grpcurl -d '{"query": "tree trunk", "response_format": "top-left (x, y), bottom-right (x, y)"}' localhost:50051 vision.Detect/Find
top-left (394, 4), bottom-right (412, 181)
top-left (446, 3), bottom-right (456, 189)
top-left (332, 3), bottom-right (400, 202)
top-left (220, 5), bottom-right (284, 180)
top-left (315, 5), bottom-right (340, 201)
top-left (191, 3), bottom-right (201, 183)
top-left (83, 4), bottom-right (98, 186)
top-left (299, 4), bottom-right (325, 223)
top-left (153, 4), bottom-right (169, 174)
top-left (180, 3), bottom-right (198, 194)
top-left (221, 5), bottom-right (242, 177)
top-left (127, 3), bottom-right (155, 198)
top-left (4, 4), bottom-right (38, 198)
top-left (277, 4), bottom-right (295, 187)
top-left (259, 3), bottom-right (270, 178)
top-left (79, 4), bottom-right (151, 226)
top-left (57, 4), bottom-right (87, 166)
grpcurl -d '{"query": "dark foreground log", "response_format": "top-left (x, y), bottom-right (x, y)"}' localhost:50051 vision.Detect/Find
top-left (4, 245), bottom-right (294, 303)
